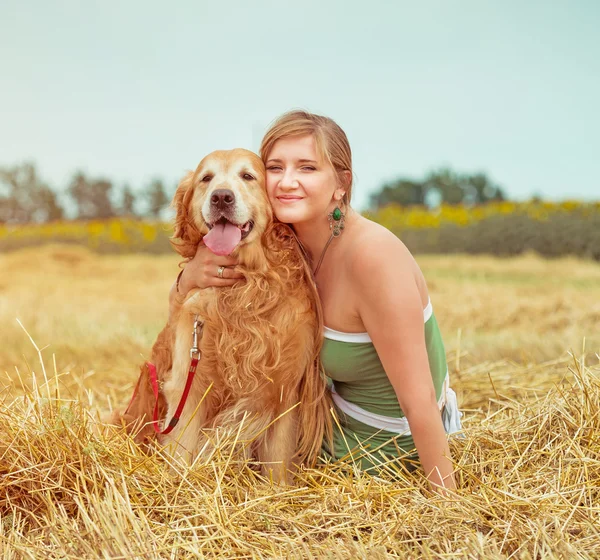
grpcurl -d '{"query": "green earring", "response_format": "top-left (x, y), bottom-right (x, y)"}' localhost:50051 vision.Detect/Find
top-left (327, 206), bottom-right (345, 237)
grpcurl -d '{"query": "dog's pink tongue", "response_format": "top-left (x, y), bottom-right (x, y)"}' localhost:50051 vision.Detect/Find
top-left (203, 222), bottom-right (242, 256)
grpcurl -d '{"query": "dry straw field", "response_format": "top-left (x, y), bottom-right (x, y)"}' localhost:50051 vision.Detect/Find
top-left (1, 244), bottom-right (599, 558)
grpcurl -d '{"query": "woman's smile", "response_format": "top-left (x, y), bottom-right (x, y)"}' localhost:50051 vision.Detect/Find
top-left (276, 194), bottom-right (304, 204)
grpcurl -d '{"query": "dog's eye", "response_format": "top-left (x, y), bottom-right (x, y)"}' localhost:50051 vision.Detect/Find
top-left (242, 173), bottom-right (255, 181)
top-left (201, 175), bottom-right (213, 183)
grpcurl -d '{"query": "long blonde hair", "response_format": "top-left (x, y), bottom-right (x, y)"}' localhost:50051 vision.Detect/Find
top-left (259, 110), bottom-right (354, 204)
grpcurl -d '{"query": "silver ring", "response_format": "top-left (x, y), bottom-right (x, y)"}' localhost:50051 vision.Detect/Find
top-left (217, 266), bottom-right (225, 279)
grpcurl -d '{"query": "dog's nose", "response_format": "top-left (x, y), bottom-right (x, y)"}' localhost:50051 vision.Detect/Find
top-left (210, 189), bottom-right (235, 210)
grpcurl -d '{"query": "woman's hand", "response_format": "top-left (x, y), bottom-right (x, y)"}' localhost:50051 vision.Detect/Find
top-left (179, 243), bottom-right (244, 294)
top-left (168, 243), bottom-right (244, 322)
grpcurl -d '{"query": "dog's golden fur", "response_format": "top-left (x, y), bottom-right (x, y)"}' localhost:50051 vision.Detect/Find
top-left (111, 149), bottom-right (331, 482)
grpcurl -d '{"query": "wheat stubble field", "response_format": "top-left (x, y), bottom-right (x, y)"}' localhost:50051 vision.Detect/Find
top-left (1, 245), bottom-right (599, 559)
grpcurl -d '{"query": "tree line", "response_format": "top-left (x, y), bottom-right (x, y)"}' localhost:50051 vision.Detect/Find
top-left (0, 162), bottom-right (507, 224)
top-left (0, 163), bottom-right (172, 224)
top-left (370, 167), bottom-right (506, 208)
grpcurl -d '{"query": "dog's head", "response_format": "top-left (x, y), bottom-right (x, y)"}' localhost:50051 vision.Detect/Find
top-left (171, 149), bottom-right (270, 259)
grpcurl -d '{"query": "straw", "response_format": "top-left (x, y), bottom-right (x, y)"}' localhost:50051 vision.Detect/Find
top-left (1, 350), bottom-right (598, 558)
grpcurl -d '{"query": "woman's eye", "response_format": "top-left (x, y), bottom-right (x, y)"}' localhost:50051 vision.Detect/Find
top-left (242, 173), bottom-right (255, 181)
top-left (201, 175), bottom-right (212, 183)
top-left (301, 166), bottom-right (316, 171)
top-left (266, 166), bottom-right (282, 172)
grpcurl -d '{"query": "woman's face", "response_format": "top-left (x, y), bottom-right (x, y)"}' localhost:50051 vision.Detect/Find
top-left (265, 134), bottom-right (346, 226)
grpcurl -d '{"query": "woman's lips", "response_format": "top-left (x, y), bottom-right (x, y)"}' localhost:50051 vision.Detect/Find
top-left (277, 196), bottom-right (303, 204)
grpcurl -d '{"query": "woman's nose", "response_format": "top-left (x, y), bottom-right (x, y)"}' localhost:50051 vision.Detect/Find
top-left (280, 169), bottom-right (299, 188)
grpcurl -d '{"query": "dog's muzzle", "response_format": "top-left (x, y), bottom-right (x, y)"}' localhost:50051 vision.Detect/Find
top-left (203, 189), bottom-right (254, 255)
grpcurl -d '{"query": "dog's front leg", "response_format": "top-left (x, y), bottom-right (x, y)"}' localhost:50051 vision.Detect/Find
top-left (256, 407), bottom-right (298, 484)
top-left (161, 310), bottom-right (207, 464)
top-left (161, 387), bottom-right (207, 465)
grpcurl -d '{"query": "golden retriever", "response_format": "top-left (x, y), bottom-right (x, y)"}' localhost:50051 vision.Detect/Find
top-left (110, 149), bottom-right (331, 483)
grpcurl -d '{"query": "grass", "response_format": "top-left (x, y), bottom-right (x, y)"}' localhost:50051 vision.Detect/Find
top-left (1, 245), bottom-right (599, 558)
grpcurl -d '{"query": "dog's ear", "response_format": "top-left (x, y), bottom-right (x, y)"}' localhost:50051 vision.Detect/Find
top-left (172, 171), bottom-right (194, 239)
top-left (170, 171), bottom-right (201, 258)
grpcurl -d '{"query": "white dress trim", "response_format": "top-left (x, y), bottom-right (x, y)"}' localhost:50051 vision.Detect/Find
top-left (323, 327), bottom-right (372, 343)
top-left (323, 298), bottom-right (433, 342)
top-left (423, 299), bottom-right (433, 323)
top-left (331, 371), bottom-right (463, 436)
top-left (331, 386), bottom-right (411, 435)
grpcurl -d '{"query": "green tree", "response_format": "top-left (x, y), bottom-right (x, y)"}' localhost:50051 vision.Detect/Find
top-left (424, 168), bottom-right (465, 205)
top-left (68, 171), bottom-right (115, 220)
top-left (369, 180), bottom-right (426, 208)
top-left (147, 179), bottom-right (170, 218)
top-left (370, 167), bottom-right (506, 209)
top-left (0, 163), bottom-right (64, 223)
top-left (463, 172), bottom-right (505, 203)
top-left (120, 184), bottom-right (137, 217)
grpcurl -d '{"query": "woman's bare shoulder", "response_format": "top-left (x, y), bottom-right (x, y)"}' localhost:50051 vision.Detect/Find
top-left (345, 214), bottom-right (429, 304)
top-left (346, 215), bottom-right (414, 269)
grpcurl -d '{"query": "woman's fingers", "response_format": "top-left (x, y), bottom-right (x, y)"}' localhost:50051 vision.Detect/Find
top-left (212, 255), bottom-right (239, 267)
top-left (200, 262), bottom-right (245, 288)
top-left (214, 265), bottom-right (244, 280)
top-left (186, 243), bottom-right (242, 289)
top-left (205, 277), bottom-right (243, 288)
top-left (230, 267), bottom-right (245, 279)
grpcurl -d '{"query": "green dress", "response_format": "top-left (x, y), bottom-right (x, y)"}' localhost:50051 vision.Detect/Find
top-left (320, 299), bottom-right (452, 472)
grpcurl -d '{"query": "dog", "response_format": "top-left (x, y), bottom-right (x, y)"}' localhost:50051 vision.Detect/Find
top-left (110, 149), bottom-right (331, 483)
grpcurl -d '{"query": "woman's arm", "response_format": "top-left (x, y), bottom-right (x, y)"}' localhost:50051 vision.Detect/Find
top-left (352, 232), bottom-right (457, 494)
top-left (167, 243), bottom-right (244, 322)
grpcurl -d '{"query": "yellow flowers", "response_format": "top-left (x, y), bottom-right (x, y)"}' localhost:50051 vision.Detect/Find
top-left (364, 199), bottom-right (600, 231)
top-left (0, 218), bottom-right (173, 253)
top-left (0, 200), bottom-right (598, 259)
top-left (365, 199), bottom-right (600, 261)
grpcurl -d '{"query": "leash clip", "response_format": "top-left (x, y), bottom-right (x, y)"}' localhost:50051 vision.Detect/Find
top-left (190, 314), bottom-right (203, 359)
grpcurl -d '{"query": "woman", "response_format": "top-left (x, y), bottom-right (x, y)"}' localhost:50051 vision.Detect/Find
top-left (172, 110), bottom-right (461, 493)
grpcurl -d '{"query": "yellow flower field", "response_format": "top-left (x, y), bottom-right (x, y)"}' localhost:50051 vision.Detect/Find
top-left (363, 199), bottom-right (600, 231)
top-left (1, 200), bottom-right (599, 257)
top-left (0, 218), bottom-right (172, 253)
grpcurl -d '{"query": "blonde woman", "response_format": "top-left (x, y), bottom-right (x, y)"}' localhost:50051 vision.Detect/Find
top-left (172, 110), bottom-right (462, 493)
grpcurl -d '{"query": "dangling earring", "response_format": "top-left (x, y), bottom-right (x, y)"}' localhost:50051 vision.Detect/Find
top-left (311, 202), bottom-right (347, 276)
top-left (327, 204), bottom-right (346, 237)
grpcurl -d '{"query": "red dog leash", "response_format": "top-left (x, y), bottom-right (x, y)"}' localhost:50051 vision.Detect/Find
top-left (153, 315), bottom-right (203, 435)
top-left (123, 315), bottom-right (204, 436)
top-left (152, 315), bottom-right (203, 435)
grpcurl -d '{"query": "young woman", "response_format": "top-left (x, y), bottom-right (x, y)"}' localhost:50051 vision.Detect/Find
top-left (171, 111), bottom-right (461, 492)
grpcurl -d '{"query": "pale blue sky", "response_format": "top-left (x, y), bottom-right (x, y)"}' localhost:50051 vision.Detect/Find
top-left (1, 0), bottom-right (598, 210)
